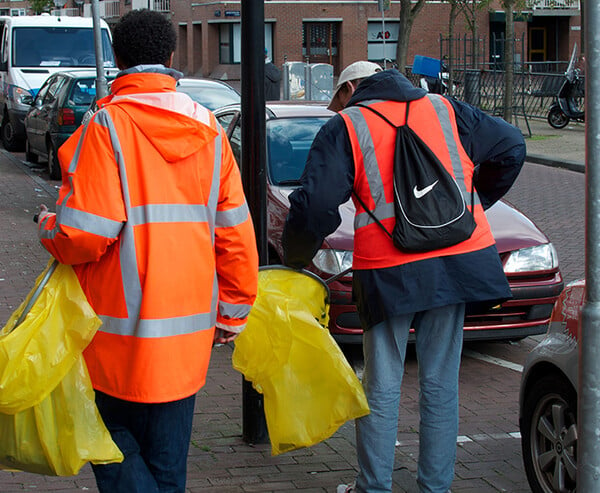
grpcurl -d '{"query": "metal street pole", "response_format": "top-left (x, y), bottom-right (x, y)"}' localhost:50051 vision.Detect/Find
top-left (240, 0), bottom-right (269, 445)
top-left (90, 0), bottom-right (107, 99)
top-left (578, 0), bottom-right (600, 489)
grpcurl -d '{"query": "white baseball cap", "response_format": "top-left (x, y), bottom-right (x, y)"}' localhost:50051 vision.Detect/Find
top-left (328, 61), bottom-right (382, 111)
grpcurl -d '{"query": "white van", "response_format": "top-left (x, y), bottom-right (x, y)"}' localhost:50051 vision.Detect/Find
top-left (0, 14), bottom-right (117, 151)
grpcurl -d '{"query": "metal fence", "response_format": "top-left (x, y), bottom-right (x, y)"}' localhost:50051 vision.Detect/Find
top-left (407, 33), bottom-right (578, 122)
top-left (406, 67), bottom-right (571, 120)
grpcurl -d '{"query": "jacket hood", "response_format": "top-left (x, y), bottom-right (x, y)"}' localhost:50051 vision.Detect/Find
top-left (347, 69), bottom-right (427, 107)
top-left (101, 72), bottom-right (219, 163)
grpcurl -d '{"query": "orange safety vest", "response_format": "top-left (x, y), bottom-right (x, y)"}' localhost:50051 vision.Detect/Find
top-left (341, 94), bottom-right (496, 270)
top-left (38, 73), bottom-right (258, 403)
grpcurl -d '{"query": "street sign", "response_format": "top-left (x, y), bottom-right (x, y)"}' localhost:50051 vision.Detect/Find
top-left (377, 0), bottom-right (390, 12)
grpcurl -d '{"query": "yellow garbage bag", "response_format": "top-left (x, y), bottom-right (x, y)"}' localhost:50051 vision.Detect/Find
top-left (0, 260), bottom-right (123, 475)
top-left (232, 267), bottom-right (369, 456)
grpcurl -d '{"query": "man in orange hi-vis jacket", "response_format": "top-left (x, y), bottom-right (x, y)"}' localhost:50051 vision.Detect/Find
top-left (36, 9), bottom-right (258, 493)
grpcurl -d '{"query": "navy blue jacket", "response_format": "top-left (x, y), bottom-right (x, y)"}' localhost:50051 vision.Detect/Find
top-left (282, 69), bottom-right (525, 329)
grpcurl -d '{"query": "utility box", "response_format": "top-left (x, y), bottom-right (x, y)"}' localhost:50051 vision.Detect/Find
top-left (283, 62), bottom-right (306, 100)
top-left (305, 63), bottom-right (333, 101)
top-left (283, 62), bottom-right (333, 101)
top-left (412, 55), bottom-right (441, 77)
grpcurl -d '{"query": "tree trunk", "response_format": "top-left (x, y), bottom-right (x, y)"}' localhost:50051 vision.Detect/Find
top-left (471, 0), bottom-right (478, 68)
top-left (395, 0), bottom-right (426, 74)
top-left (503, 5), bottom-right (514, 122)
top-left (448, 2), bottom-right (459, 96)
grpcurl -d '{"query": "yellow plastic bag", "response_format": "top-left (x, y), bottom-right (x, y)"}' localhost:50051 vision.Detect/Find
top-left (232, 267), bottom-right (369, 456)
top-left (0, 260), bottom-right (124, 475)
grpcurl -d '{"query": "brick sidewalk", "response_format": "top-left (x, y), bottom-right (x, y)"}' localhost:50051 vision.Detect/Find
top-left (0, 148), bottom-right (533, 492)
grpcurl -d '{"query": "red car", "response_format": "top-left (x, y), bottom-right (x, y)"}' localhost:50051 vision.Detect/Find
top-left (520, 279), bottom-right (582, 493)
top-left (214, 102), bottom-right (564, 343)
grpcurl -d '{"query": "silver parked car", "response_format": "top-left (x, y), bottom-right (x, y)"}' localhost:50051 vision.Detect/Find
top-left (81, 77), bottom-right (240, 127)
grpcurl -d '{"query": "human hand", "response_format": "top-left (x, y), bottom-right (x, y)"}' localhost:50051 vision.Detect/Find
top-left (213, 328), bottom-right (238, 347)
top-left (34, 204), bottom-right (50, 224)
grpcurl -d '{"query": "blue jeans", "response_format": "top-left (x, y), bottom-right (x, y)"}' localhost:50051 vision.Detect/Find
top-left (354, 303), bottom-right (465, 493)
top-left (91, 391), bottom-right (196, 493)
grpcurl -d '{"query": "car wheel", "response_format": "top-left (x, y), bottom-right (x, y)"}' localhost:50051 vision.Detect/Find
top-left (1, 115), bottom-right (24, 151)
top-left (521, 374), bottom-right (577, 493)
top-left (25, 138), bottom-right (38, 163)
top-left (47, 140), bottom-right (61, 181)
top-left (547, 105), bottom-right (570, 130)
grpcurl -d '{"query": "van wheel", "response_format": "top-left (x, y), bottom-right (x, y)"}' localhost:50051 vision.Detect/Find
top-left (1, 117), bottom-right (23, 151)
top-left (25, 139), bottom-right (38, 163)
top-left (47, 141), bottom-right (61, 180)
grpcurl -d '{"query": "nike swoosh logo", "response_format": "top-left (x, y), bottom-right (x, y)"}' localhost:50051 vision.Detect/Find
top-left (413, 180), bottom-right (439, 198)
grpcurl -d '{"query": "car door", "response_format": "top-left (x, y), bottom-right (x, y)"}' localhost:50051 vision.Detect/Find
top-left (215, 109), bottom-right (241, 162)
top-left (39, 74), bottom-right (68, 141)
top-left (25, 74), bottom-right (54, 153)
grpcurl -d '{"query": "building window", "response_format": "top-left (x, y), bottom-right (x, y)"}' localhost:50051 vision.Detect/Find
top-left (367, 21), bottom-right (399, 63)
top-left (219, 22), bottom-right (273, 64)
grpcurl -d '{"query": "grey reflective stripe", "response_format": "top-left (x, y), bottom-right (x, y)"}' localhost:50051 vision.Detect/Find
top-left (129, 204), bottom-right (210, 225)
top-left (355, 202), bottom-right (394, 230)
top-left (56, 204), bottom-right (123, 238)
top-left (99, 311), bottom-right (217, 338)
top-left (211, 271), bottom-right (219, 321)
top-left (66, 119), bottom-right (90, 175)
top-left (343, 106), bottom-right (388, 230)
top-left (219, 300), bottom-right (253, 320)
top-left (428, 94), bottom-right (480, 207)
top-left (216, 202), bottom-right (249, 228)
top-left (207, 127), bottom-right (223, 243)
top-left (38, 214), bottom-right (56, 239)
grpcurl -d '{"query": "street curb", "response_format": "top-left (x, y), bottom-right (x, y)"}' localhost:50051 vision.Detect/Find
top-left (526, 153), bottom-right (585, 173)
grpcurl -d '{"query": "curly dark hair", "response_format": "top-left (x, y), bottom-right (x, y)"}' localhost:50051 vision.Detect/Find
top-left (112, 9), bottom-right (177, 68)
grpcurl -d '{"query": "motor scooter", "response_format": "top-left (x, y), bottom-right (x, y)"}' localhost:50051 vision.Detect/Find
top-left (547, 44), bottom-right (585, 129)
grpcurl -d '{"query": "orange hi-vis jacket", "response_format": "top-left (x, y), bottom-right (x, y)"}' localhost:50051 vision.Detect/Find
top-left (341, 94), bottom-right (497, 270)
top-left (38, 71), bottom-right (258, 403)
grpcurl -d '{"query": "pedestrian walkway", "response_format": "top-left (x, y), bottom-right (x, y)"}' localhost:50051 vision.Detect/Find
top-left (0, 115), bottom-right (580, 492)
top-left (520, 117), bottom-right (584, 172)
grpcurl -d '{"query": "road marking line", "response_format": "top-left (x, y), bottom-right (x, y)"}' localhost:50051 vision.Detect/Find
top-left (463, 349), bottom-right (524, 373)
top-left (396, 432), bottom-right (521, 447)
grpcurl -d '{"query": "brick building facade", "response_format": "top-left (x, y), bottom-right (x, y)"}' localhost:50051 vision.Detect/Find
top-left (0, 0), bottom-right (582, 81)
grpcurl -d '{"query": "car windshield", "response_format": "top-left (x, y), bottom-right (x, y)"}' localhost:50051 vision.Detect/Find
top-left (267, 116), bottom-right (330, 186)
top-left (177, 83), bottom-right (240, 111)
top-left (12, 27), bottom-right (115, 68)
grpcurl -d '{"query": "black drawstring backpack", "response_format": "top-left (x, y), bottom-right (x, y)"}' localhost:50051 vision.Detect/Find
top-left (353, 102), bottom-right (477, 252)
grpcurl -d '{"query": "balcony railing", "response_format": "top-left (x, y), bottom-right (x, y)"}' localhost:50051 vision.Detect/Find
top-left (83, 0), bottom-right (120, 19)
top-left (528, 0), bottom-right (580, 9)
top-left (130, 0), bottom-right (171, 13)
top-left (51, 7), bottom-right (80, 17)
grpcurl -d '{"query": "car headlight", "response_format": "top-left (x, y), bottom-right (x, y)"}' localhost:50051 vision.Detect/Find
top-left (11, 85), bottom-right (33, 106)
top-left (312, 249), bottom-right (352, 275)
top-left (504, 243), bottom-right (559, 273)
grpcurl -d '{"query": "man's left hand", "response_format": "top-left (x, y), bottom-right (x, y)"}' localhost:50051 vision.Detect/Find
top-left (213, 328), bottom-right (238, 346)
